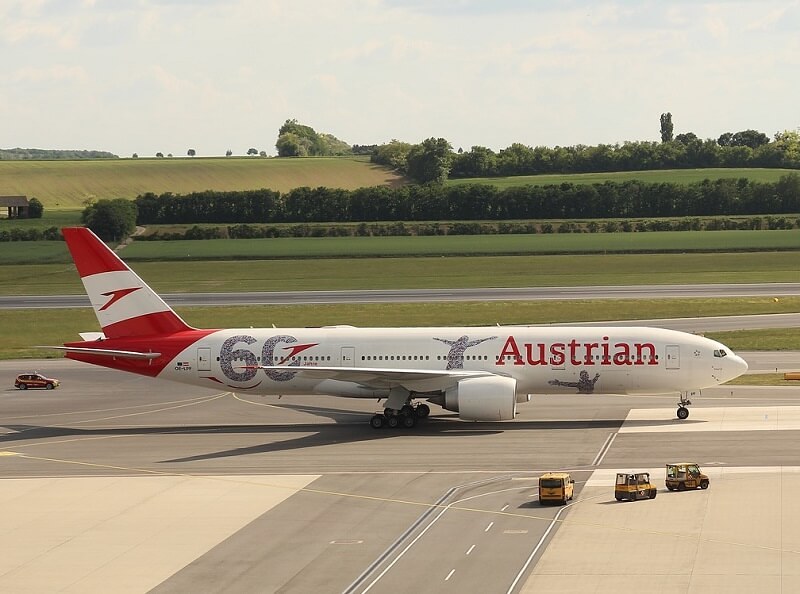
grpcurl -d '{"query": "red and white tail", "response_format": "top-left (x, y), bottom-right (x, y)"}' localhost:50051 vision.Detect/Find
top-left (62, 227), bottom-right (193, 338)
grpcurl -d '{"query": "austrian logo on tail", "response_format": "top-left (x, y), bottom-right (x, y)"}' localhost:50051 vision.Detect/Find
top-left (99, 287), bottom-right (141, 311)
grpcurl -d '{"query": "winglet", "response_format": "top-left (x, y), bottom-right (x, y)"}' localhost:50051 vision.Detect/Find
top-left (62, 227), bottom-right (194, 338)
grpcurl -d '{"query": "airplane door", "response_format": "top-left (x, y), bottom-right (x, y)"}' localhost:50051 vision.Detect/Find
top-left (341, 347), bottom-right (355, 367)
top-left (666, 345), bottom-right (680, 370)
top-left (197, 347), bottom-right (211, 372)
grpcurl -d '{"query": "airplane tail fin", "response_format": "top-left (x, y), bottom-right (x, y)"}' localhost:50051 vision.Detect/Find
top-left (62, 227), bottom-right (194, 339)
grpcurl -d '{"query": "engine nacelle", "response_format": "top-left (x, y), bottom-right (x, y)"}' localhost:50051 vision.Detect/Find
top-left (443, 376), bottom-right (517, 421)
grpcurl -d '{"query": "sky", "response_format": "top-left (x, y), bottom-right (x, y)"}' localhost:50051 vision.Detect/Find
top-left (1, 0), bottom-right (799, 157)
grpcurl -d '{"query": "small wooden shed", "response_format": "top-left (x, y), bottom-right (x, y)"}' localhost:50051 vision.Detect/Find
top-left (0, 196), bottom-right (30, 218)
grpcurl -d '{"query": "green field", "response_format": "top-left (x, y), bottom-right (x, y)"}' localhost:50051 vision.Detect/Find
top-left (0, 156), bottom-right (405, 208)
top-left (118, 230), bottom-right (800, 260)
top-left (448, 168), bottom-right (798, 188)
top-left (2, 159), bottom-right (795, 211)
top-left (2, 247), bottom-right (800, 296)
top-left (2, 297), bottom-right (798, 360)
top-left (3, 229), bottom-right (790, 267)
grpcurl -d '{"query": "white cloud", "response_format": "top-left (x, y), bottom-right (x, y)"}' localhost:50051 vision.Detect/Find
top-left (12, 65), bottom-right (88, 84)
top-left (1, 0), bottom-right (798, 155)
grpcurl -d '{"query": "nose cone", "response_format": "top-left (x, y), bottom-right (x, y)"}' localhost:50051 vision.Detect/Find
top-left (724, 352), bottom-right (749, 382)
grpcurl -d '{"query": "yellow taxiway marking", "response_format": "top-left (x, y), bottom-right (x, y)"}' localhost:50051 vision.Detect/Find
top-left (0, 451), bottom-right (21, 456)
top-left (7, 450), bottom-right (800, 558)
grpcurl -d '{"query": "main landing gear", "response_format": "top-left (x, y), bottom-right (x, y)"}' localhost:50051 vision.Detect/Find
top-left (676, 391), bottom-right (694, 420)
top-left (370, 403), bottom-right (431, 429)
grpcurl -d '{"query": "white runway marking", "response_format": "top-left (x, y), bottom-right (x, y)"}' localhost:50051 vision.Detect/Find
top-left (0, 474), bottom-right (318, 593)
top-left (619, 406), bottom-right (800, 433)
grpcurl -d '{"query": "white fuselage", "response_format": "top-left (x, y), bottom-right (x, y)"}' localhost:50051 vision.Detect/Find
top-left (156, 325), bottom-right (747, 397)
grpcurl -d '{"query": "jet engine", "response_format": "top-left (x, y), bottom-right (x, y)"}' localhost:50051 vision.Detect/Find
top-left (441, 376), bottom-right (517, 421)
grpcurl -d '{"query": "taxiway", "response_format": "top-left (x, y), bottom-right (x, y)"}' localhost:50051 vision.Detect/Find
top-left (2, 357), bottom-right (799, 593)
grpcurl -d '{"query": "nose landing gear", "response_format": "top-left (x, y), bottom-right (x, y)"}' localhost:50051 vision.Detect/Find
top-left (676, 391), bottom-right (696, 420)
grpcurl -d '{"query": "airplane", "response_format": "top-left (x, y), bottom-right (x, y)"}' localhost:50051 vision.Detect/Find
top-left (54, 226), bottom-right (749, 429)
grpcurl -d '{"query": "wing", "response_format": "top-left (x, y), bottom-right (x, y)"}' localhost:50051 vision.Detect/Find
top-left (245, 365), bottom-right (495, 392)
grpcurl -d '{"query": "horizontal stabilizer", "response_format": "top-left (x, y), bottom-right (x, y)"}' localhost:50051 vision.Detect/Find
top-left (42, 346), bottom-right (161, 360)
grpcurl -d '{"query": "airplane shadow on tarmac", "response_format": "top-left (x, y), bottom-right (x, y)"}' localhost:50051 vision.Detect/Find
top-left (0, 401), bottom-right (634, 463)
top-left (0, 404), bottom-right (702, 463)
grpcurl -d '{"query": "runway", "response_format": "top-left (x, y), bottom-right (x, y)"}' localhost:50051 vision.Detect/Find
top-left (4, 282), bottom-right (800, 309)
top-left (2, 357), bottom-right (800, 593)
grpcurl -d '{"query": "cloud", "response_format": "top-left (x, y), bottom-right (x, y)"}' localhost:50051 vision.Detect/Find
top-left (12, 65), bottom-right (88, 84)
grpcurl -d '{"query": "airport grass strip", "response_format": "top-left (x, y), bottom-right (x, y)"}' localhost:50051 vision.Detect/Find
top-left (2, 250), bottom-right (800, 294)
top-left (3, 297), bottom-right (798, 360)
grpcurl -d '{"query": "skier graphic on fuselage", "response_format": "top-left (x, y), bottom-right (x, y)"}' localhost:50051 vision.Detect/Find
top-left (548, 370), bottom-right (600, 394)
top-left (433, 335), bottom-right (497, 370)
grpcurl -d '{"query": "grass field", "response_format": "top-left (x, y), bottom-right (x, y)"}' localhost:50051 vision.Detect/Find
top-left (2, 249), bottom-right (800, 295)
top-left (0, 209), bottom-right (82, 230)
top-left (0, 156), bottom-right (405, 208)
top-left (118, 230), bottom-right (800, 260)
top-left (8, 229), bottom-right (800, 266)
top-left (2, 298), bottom-right (798, 360)
top-left (447, 168), bottom-right (799, 188)
top-left (2, 159), bottom-right (795, 211)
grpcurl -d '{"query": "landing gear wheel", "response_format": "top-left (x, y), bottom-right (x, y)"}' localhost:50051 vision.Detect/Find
top-left (415, 403), bottom-right (430, 418)
top-left (370, 414), bottom-right (385, 429)
top-left (677, 406), bottom-right (689, 420)
top-left (401, 414), bottom-right (416, 429)
top-left (400, 404), bottom-right (415, 417)
top-left (387, 415), bottom-right (400, 429)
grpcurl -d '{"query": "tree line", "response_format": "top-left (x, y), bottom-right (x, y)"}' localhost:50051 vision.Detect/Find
top-left (0, 148), bottom-right (118, 160)
top-left (132, 215), bottom-right (797, 242)
top-left (371, 131), bottom-right (800, 183)
top-left (135, 174), bottom-right (800, 225)
top-left (6, 214), bottom-right (798, 243)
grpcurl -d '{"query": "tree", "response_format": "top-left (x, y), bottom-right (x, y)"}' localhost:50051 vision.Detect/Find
top-left (772, 130), bottom-right (800, 165)
top-left (226, 149), bottom-right (233, 157)
top-left (275, 119), bottom-right (351, 156)
top-left (451, 146), bottom-right (497, 177)
top-left (675, 132), bottom-right (698, 145)
top-left (371, 140), bottom-right (413, 172)
top-left (132, 153), bottom-right (138, 158)
top-left (731, 129), bottom-right (770, 149)
top-left (660, 113), bottom-right (673, 143)
top-left (156, 152), bottom-right (164, 158)
top-left (81, 198), bottom-right (137, 241)
top-left (406, 137), bottom-right (453, 184)
top-left (247, 148), bottom-right (258, 155)
top-left (717, 132), bottom-right (734, 146)
top-left (276, 132), bottom-right (307, 157)
top-left (27, 197), bottom-right (44, 218)
top-left (187, 149), bottom-right (196, 157)
top-left (259, 151), bottom-right (267, 157)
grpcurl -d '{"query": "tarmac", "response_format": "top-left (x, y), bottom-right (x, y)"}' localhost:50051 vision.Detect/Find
top-left (2, 357), bottom-right (800, 593)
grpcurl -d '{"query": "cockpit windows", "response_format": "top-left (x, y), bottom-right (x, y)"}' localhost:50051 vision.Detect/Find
top-left (713, 349), bottom-right (727, 358)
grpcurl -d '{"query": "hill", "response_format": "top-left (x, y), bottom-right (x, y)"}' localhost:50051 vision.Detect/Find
top-left (0, 156), bottom-right (406, 209)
